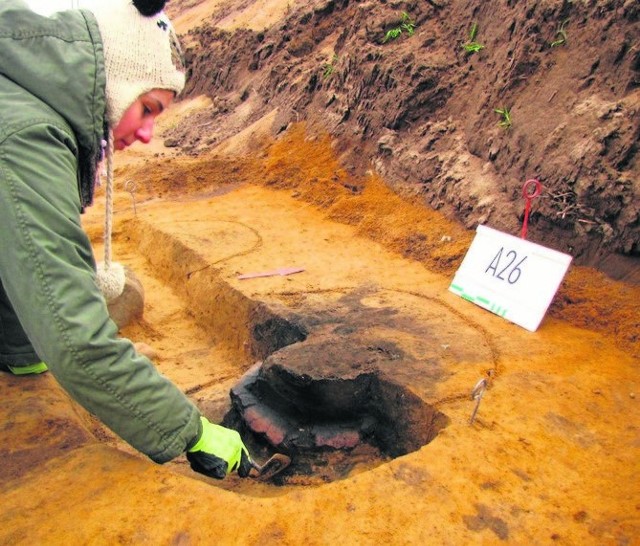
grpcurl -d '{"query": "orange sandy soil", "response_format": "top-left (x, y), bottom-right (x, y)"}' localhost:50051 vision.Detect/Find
top-left (0, 102), bottom-right (638, 545)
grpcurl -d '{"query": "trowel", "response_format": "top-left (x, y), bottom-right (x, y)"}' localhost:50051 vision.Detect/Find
top-left (248, 453), bottom-right (291, 481)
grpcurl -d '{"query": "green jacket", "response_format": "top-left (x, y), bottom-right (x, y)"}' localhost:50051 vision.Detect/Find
top-left (0, 0), bottom-right (200, 463)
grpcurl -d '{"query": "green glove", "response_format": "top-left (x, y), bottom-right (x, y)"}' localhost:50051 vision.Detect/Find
top-left (186, 416), bottom-right (252, 479)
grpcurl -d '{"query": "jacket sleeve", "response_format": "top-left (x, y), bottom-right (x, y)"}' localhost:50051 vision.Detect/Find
top-left (0, 120), bottom-right (201, 463)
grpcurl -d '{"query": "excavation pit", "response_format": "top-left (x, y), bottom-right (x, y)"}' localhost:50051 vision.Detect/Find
top-left (228, 335), bottom-right (450, 484)
top-left (117, 214), bottom-right (495, 485)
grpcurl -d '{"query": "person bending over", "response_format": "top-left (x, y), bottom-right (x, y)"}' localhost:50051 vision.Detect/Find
top-left (0, 0), bottom-right (250, 480)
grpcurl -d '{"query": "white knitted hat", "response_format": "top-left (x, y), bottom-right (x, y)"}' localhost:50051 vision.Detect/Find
top-left (87, 0), bottom-right (185, 302)
top-left (90, 0), bottom-right (185, 128)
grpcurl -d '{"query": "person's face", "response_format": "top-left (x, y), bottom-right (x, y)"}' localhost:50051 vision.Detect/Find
top-left (112, 89), bottom-right (175, 151)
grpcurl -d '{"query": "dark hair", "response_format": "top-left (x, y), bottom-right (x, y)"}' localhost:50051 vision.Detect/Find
top-left (132, 0), bottom-right (167, 17)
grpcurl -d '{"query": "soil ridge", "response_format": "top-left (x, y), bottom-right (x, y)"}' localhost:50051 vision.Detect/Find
top-left (168, 0), bottom-right (639, 281)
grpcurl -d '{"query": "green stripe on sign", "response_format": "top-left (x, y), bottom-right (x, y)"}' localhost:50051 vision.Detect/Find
top-left (451, 284), bottom-right (463, 292)
top-left (462, 294), bottom-right (475, 302)
top-left (477, 296), bottom-right (490, 305)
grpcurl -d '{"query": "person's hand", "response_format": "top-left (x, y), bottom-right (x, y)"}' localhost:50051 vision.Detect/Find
top-left (186, 417), bottom-right (253, 479)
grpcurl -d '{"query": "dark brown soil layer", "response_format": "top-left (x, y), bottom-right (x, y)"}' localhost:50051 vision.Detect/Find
top-left (167, 0), bottom-right (639, 281)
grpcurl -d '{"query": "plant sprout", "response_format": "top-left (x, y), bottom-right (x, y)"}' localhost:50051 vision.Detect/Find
top-left (322, 54), bottom-right (339, 79)
top-left (382, 12), bottom-right (416, 43)
top-left (462, 22), bottom-right (484, 54)
top-left (494, 107), bottom-right (512, 129)
top-left (550, 19), bottom-right (569, 47)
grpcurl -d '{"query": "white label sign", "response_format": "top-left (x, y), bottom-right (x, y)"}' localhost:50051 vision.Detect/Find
top-left (449, 225), bottom-right (572, 332)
